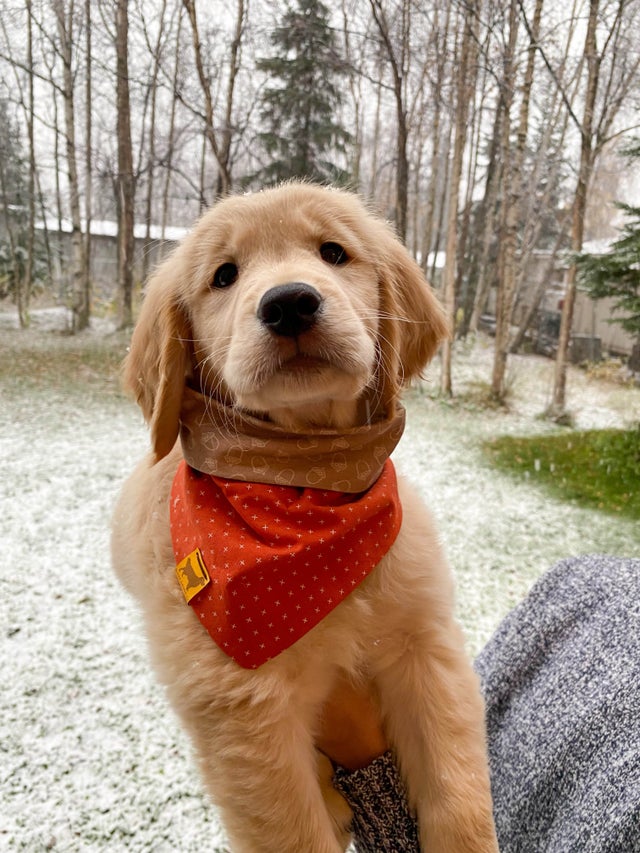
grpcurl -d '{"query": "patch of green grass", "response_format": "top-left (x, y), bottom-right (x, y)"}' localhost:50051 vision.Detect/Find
top-left (484, 428), bottom-right (640, 521)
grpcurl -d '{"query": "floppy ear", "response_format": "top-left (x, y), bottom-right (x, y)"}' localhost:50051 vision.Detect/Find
top-left (375, 224), bottom-right (450, 406)
top-left (123, 259), bottom-right (192, 462)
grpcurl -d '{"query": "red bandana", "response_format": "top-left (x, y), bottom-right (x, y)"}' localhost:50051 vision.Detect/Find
top-left (170, 460), bottom-right (402, 669)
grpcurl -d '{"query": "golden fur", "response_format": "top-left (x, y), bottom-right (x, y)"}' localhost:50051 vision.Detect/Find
top-left (112, 182), bottom-right (498, 852)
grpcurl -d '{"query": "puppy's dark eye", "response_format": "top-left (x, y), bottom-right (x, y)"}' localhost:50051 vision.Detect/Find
top-left (212, 262), bottom-right (238, 289)
top-left (320, 242), bottom-right (348, 266)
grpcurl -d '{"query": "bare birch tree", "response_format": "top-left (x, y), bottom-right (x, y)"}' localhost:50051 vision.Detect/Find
top-left (501, 1), bottom-right (582, 350)
top-left (340, 0), bottom-right (369, 191)
top-left (138, 0), bottom-right (168, 282)
top-left (491, 0), bottom-right (526, 400)
top-left (546, 0), bottom-right (640, 417)
top-left (159, 4), bottom-right (184, 256)
top-left (368, 0), bottom-right (410, 241)
top-left (420, 0), bottom-right (452, 273)
top-left (83, 0), bottom-right (92, 309)
top-left (182, 0), bottom-right (245, 197)
top-left (440, 2), bottom-right (477, 394)
top-left (52, 0), bottom-right (89, 331)
top-left (115, 0), bottom-right (135, 328)
top-left (549, 0), bottom-right (602, 416)
top-left (24, 0), bottom-right (36, 326)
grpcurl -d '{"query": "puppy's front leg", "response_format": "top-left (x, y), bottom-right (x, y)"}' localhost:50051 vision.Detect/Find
top-left (186, 706), bottom-right (349, 853)
top-left (376, 628), bottom-right (498, 852)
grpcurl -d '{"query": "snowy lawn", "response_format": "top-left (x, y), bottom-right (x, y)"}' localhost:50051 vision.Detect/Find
top-left (2, 310), bottom-right (638, 851)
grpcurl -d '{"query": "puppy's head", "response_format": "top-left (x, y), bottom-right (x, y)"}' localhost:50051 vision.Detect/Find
top-left (124, 183), bottom-right (449, 460)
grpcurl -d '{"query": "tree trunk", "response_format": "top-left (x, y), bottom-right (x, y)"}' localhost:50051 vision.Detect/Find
top-left (510, 91), bottom-right (571, 332)
top-left (491, 0), bottom-right (530, 399)
top-left (116, 0), bottom-right (135, 329)
top-left (23, 0), bottom-right (35, 328)
top-left (42, 31), bottom-right (65, 300)
top-left (550, 0), bottom-right (600, 416)
top-left (440, 4), bottom-right (474, 395)
top-left (183, 0), bottom-right (241, 196)
top-left (467, 105), bottom-right (504, 334)
top-left (421, 0), bottom-right (451, 275)
top-left (368, 80), bottom-right (383, 201)
top-left (218, 0), bottom-right (244, 196)
top-left (509, 218), bottom-right (570, 354)
top-left (369, 0), bottom-right (408, 241)
top-left (429, 123), bottom-right (452, 284)
top-left (198, 131), bottom-right (207, 212)
top-left (159, 4), bottom-right (183, 259)
top-left (53, 0), bottom-right (88, 332)
top-left (341, 1), bottom-right (364, 191)
top-left (142, 0), bottom-right (167, 283)
top-left (421, 114), bottom-right (440, 274)
top-left (84, 0), bottom-right (92, 316)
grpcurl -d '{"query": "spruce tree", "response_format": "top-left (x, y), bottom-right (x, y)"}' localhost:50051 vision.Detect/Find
top-left (253, 0), bottom-right (352, 186)
top-left (0, 110), bottom-right (30, 301)
top-left (576, 143), bottom-right (640, 344)
top-left (577, 203), bottom-right (640, 341)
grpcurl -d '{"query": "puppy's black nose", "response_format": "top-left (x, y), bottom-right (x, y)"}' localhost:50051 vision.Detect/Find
top-left (257, 283), bottom-right (323, 337)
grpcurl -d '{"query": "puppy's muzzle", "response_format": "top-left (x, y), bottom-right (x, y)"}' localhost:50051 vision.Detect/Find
top-left (258, 283), bottom-right (323, 338)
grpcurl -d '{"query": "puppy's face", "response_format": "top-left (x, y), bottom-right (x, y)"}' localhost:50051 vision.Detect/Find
top-left (126, 183), bottom-right (449, 459)
top-left (187, 194), bottom-right (380, 420)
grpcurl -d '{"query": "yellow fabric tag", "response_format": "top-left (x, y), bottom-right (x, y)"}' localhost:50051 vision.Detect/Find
top-left (175, 548), bottom-right (210, 603)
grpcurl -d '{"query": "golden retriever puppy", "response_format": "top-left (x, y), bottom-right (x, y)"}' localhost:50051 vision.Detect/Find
top-left (112, 182), bottom-right (498, 853)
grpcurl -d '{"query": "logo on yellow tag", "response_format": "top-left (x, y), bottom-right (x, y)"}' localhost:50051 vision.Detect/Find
top-left (175, 548), bottom-right (210, 603)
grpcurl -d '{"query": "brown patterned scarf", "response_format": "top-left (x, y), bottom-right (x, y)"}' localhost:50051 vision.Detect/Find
top-left (178, 387), bottom-right (406, 493)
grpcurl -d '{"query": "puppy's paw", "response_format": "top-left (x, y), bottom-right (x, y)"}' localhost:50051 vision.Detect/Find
top-left (317, 752), bottom-right (352, 851)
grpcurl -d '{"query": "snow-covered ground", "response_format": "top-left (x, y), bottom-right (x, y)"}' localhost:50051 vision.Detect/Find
top-left (1, 310), bottom-right (638, 851)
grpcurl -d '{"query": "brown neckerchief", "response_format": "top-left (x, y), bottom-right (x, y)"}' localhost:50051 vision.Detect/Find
top-left (178, 387), bottom-right (406, 493)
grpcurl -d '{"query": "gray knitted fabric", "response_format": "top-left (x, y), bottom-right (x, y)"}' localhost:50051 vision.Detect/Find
top-left (333, 752), bottom-right (420, 853)
top-left (475, 554), bottom-right (640, 853)
top-left (335, 556), bottom-right (640, 852)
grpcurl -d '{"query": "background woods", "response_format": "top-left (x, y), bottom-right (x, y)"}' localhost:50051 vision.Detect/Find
top-left (1, 0), bottom-right (640, 412)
